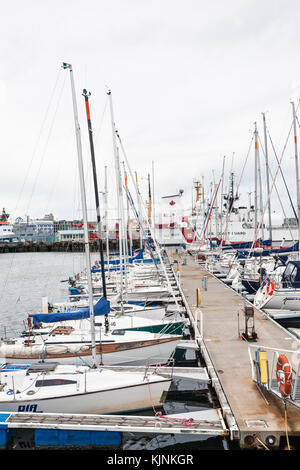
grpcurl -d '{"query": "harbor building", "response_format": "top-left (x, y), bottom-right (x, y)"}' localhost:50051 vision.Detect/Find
top-left (56, 229), bottom-right (85, 242)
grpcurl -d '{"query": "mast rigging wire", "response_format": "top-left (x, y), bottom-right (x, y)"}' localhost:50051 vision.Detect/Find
top-left (267, 128), bottom-right (298, 223)
top-left (258, 134), bottom-right (295, 243)
top-left (248, 102), bottom-right (300, 256)
top-left (220, 135), bottom-right (254, 248)
top-left (0, 68), bottom-right (66, 309)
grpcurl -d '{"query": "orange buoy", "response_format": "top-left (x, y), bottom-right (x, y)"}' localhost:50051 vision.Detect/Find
top-left (266, 280), bottom-right (275, 296)
top-left (276, 354), bottom-right (292, 398)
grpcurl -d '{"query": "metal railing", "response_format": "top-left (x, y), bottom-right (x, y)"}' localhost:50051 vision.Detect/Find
top-left (248, 343), bottom-right (300, 403)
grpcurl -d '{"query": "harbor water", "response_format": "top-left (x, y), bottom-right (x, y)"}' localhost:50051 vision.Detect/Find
top-left (0, 251), bottom-right (92, 337)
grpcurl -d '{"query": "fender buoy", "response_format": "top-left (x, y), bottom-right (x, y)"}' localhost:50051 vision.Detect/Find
top-left (266, 280), bottom-right (275, 296)
top-left (276, 354), bottom-right (292, 398)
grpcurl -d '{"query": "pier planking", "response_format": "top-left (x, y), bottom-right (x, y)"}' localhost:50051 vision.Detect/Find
top-left (178, 256), bottom-right (300, 449)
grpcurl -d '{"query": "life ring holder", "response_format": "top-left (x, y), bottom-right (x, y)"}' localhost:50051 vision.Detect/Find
top-left (276, 354), bottom-right (292, 398)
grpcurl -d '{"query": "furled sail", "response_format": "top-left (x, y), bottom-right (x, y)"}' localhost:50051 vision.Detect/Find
top-left (30, 297), bottom-right (110, 324)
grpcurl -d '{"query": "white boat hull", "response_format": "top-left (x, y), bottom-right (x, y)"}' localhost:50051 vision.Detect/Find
top-left (0, 379), bottom-right (170, 414)
top-left (0, 365), bottom-right (171, 414)
top-left (255, 289), bottom-right (300, 311)
top-left (0, 337), bottom-right (181, 367)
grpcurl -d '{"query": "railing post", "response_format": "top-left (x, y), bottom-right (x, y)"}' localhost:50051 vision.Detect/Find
top-left (193, 309), bottom-right (198, 339)
top-left (200, 309), bottom-right (203, 338)
top-left (269, 351), bottom-right (277, 392)
top-left (292, 360), bottom-right (300, 401)
top-left (193, 308), bottom-right (203, 340)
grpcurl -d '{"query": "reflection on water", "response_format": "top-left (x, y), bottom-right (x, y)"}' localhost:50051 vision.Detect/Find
top-left (123, 431), bottom-right (227, 450)
top-left (123, 372), bottom-right (227, 450)
top-left (123, 399), bottom-right (227, 450)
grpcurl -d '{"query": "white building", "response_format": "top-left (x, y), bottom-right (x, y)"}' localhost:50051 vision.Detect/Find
top-left (56, 230), bottom-right (85, 242)
top-left (34, 220), bottom-right (54, 236)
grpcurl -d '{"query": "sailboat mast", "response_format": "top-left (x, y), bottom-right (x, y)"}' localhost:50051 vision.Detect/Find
top-left (212, 169), bottom-right (218, 239)
top-left (148, 173), bottom-right (152, 224)
top-left (135, 172), bottom-right (143, 250)
top-left (219, 156), bottom-right (226, 240)
top-left (107, 90), bottom-right (124, 302)
top-left (82, 89), bottom-right (107, 299)
top-left (152, 161), bottom-right (156, 237)
top-left (115, 130), bottom-right (181, 307)
top-left (262, 112), bottom-right (272, 242)
top-left (257, 131), bottom-right (264, 241)
top-left (63, 63), bottom-right (97, 367)
top-left (123, 161), bottom-right (132, 256)
top-left (104, 165), bottom-right (110, 273)
top-left (292, 101), bottom-right (300, 259)
top-left (254, 122), bottom-right (258, 234)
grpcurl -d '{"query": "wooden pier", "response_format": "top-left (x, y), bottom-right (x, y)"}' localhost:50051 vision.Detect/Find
top-left (175, 254), bottom-right (300, 450)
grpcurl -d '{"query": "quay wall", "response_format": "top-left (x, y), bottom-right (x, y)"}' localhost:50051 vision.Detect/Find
top-left (0, 239), bottom-right (142, 253)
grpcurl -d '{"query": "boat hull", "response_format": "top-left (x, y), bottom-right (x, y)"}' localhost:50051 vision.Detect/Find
top-left (255, 289), bottom-right (300, 311)
top-left (123, 321), bottom-right (185, 336)
top-left (0, 336), bottom-right (181, 367)
top-left (0, 379), bottom-right (171, 415)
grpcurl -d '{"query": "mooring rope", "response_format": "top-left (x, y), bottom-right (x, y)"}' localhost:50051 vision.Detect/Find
top-left (145, 375), bottom-right (197, 427)
top-left (284, 400), bottom-right (291, 451)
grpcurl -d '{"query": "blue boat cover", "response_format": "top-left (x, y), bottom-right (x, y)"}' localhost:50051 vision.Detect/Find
top-left (222, 239), bottom-right (271, 251)
top-left (237, 241), bottom-right (299, 258)
top-left (282, 260), bottom-right (300, 288)
top-left (92, 249), bottom-right (144, 271)
top-left (31, 297), bottom-right (110, 324)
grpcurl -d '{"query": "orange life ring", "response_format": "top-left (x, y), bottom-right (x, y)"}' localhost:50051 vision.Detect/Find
top-left (276, 354), bottom-right (292, 398)
top-left (266, 280), bottom-right (274, 296)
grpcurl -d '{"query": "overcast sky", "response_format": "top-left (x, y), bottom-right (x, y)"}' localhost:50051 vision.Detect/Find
top-left (1, 0), bottom-right (300, 224)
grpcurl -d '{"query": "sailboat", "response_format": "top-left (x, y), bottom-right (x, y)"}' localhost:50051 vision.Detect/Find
top-left (0, 362), bottom-right (172, 414)
top-left (0, 296), bottom-right (183, 367)
top-left (29, 294), bottom-right (186, 336)
top-left (0, 63), bottom-right (173, 415)
top-left (254, 260), bottom-right (300, 310)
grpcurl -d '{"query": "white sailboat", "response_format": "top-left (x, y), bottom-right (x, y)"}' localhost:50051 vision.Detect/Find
top-left (52, 297), bottom-right (169, 321)
top-left (0, 328), bottom-right (182, 367)
top-left (0, 363), bottom-right (171, 414)
top-left (254, 261), bottom-right (300, 310)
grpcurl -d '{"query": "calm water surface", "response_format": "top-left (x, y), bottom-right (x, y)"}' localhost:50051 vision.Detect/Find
top-left (0, 251), bottom-right (100, 337)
